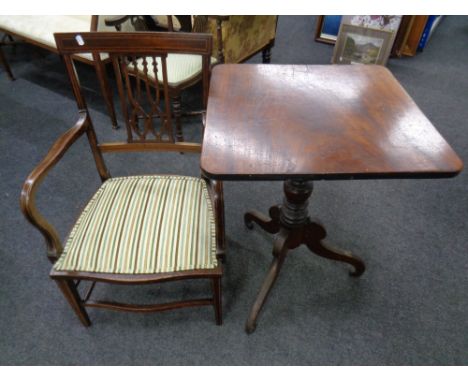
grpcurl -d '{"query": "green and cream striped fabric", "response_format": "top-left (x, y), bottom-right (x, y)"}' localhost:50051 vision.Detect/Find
top-left (54, 175), bottom-right (217, 274)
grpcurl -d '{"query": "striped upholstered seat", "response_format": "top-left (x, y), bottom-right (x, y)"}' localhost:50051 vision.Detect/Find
top-left (54, 175), bottom-right (217, 275)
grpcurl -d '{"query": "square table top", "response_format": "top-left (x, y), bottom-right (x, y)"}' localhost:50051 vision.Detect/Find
top-left (200, 64), bottom-right (462, 180)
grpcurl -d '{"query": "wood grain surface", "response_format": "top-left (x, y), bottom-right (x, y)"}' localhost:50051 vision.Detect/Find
top-left (201, 64), bottom-right (463, 180)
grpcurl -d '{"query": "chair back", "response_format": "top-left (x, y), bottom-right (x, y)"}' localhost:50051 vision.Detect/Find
top-left (54, 31), bottom-right (212, 152)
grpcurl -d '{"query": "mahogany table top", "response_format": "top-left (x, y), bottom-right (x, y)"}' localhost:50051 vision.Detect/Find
top-left (201, 64), bottom-right (463, 180)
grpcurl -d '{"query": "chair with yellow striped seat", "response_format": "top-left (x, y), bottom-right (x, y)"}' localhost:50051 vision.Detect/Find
top-left (20, 31), bottom-right (225, 326)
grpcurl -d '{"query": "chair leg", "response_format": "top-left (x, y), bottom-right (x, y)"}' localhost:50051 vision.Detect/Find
top-left (10, 35), bottom-right (17, 56)
top-left (5, 34), bottom-right (16, 54)
top-left (262, 43), bottom-right (273, 64)
top-left (0, 45), bottom-right (15, 80)
top-left (55, 279), bottom-right (91, 327)
top-left (212, 277), bottom-right (222, 325)
top-left (171, 94), bottom-right (184, 142)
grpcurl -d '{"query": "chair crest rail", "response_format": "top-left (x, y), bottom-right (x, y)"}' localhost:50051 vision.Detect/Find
top-left (54, 32), bottom-right (212, 55)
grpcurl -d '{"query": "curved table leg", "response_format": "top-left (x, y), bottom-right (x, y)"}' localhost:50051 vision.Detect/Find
top-left (244, 205), bottom-right (281, 234)
top-left (304, 221), bottom-right (365, 277)
top-left (245, 228), bottom-right (289, 334)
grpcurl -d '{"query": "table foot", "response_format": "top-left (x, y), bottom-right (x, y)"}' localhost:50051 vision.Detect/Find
top-left (305, 221), bottom-right (365, 277)
top-left (244, 179), bottom-right (366, 332)
top-left (245, 229), bottom-right (289, 334)
top-left (244, 205), bottom-right (281, 234)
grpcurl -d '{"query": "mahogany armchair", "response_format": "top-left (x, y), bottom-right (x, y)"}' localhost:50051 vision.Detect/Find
top-left (20, 31), bottom-right (225, 326)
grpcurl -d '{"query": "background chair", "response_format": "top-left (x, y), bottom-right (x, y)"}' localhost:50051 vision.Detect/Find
top-left (105, 16), bottom-right (218, 142)
top-left (0, 16), bottom-right (123, 128)
top-left (20, 31), bottom-right (225, 326)
top-left (105, 15), bottom-right (278, 141)
top-left (125, 15), bottom-right (279, 64)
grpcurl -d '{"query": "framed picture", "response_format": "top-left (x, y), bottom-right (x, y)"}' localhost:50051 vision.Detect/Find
top-left (332, 24), bottom-right (394, 65)
top-left (345, 15), bottom-right (402, 32)
top-left (315, 15), bottom-right (343, 44)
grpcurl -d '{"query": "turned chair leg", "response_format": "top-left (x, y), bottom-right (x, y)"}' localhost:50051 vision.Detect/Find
top-left (212, 277), bottom-right (222, 325)
top-left (171, 94), bottom-right (184, 142)
top-left (55, 279), bottom-right (91, 327)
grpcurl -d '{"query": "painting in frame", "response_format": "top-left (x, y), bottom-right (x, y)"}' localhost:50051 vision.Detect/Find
top-left (332, 23), bottom-right (394, 65)
top-left (315, 15), bottom-right (343, 44)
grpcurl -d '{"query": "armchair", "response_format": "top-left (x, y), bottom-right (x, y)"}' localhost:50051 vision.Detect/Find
top-left (20, 31), bottom-right (225, 326)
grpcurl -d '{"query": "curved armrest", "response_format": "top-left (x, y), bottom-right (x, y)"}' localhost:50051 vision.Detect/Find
top-left (203, 177), bottom-right (226, 262)
top-left (20, 112), bottom-right (90, 263)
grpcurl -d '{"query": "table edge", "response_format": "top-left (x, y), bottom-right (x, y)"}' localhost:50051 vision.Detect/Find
top-left (200, 167), bottom-right (463, 182)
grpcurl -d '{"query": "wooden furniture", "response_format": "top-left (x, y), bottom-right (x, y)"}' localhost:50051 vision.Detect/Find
top-left (106, 15), bottom-right (278, 141)
top-left (0, 15), bottom-right (121, 128)
top-left (20, 32), bottom-right (225, 326)
top-left (201, 64), bottom-right (463, 333)
top-left (0, 34), bottom-right (14, 79)
top-left (105, 15), bottom-right (218, 142)
top-left (115, 15), bottom-right (279, 64)
top-left (107, 15), bottom-right (278, 64)
top-left (391, 16), bottom-right (429, 57)
top-left (204, 16), bottom-right (278, 64)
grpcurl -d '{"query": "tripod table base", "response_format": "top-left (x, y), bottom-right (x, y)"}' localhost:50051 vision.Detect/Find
top-left (244, 179), bottom-right (365, 334)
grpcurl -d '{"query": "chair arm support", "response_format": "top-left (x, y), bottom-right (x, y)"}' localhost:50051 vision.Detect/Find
top-left (203, 177), bottom-right (226, 261)
top-left (20, 112), bottom-right (90, 263)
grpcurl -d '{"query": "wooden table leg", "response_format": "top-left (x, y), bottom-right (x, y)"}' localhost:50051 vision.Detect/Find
top-left (245, 205), bottom-right (281, 234)
top-left (244, 179), bottom-right (365, 333)
top-left (245, 228), bottom-right (290, 333)
top-left (304, 221), bottom-right (365, 277)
